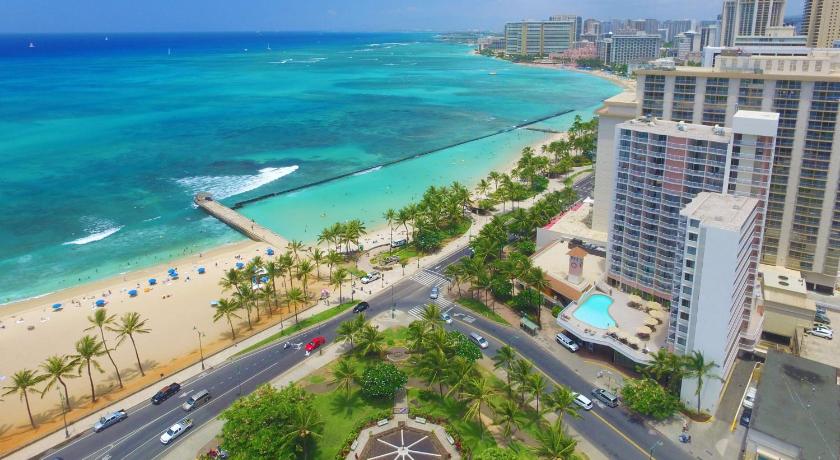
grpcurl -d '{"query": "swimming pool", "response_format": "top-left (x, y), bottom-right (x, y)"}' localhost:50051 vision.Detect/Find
top-left (573, 294), bottom-right (616, 329)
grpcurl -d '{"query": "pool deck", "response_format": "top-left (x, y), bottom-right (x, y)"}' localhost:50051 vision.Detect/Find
top-left (557, 289), bottom-right (668, 364)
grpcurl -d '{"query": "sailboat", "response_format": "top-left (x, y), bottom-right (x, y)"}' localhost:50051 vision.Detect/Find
top-left (28, 42), bottom-right (35, 48)
top-left (267, 43), bottom-right (272, 51)
top-left (167, 48), bottom-right (171, 56)
top-left (105, 36), bottom-right (109, 41)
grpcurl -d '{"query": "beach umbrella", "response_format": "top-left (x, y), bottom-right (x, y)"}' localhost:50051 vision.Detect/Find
top-left (210, 300), bottom-right (219, 307)
top-left (128, 289), bottom-right (138, 297)
top-left (95, 299), bottom-right (106, 307)
top-left (235, 262), bottom-right (245, 269)
top-left (260, 276), bottom-right (269, 283)
top-left (266, 248), bottom-right (275, 256)
top-left (52, 303), bottom-right (62, 309)
top-left (636, 326), bottom-right (653, 336)
top-left (148, 278), bottom-right (157, 285)
top-left (197, 266), bottom-right (206, 274)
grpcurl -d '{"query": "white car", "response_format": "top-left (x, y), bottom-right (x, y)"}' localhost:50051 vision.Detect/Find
top-left (808, 327), bottom-right (833, 340)
top-left (160, 418), bottom-right (193, 444)
top-left (441, 312), bottom-right (452, 324)
top-left (360, 272), bottom-right (381, 284)
top-left (430, 287), bottom-right (440, 299)
top-left (742, 387), bottom-right (757, 409)
top-left (572, 392), bottom-right (593, 410)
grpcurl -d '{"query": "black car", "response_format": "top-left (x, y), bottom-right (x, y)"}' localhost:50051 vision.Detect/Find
top-left (740, 408), bottom-right (752, 427)
top-left (352, 301), bottom-right (369, 313)
top-left (151, 382), bottom-right (181, 405)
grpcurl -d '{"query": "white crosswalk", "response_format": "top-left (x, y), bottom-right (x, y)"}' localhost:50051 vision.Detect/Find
top-left (410, 270), bottom-right (449, 287)
top-left (407, 306), bottom-right (425, 320)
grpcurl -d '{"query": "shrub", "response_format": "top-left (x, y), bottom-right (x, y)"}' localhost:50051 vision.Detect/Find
top-left (447, 331), bottom-right (483, 362)
top-left (360, 363), bottom-right (407, 399)
top-left (620, 378), bottom-right (681, 420)
top-left (475, 447), bottom-right (521, 460)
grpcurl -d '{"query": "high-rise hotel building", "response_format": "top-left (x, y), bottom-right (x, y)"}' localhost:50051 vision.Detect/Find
top-left (720, 0), bottom-right (787, 46)
top-left (596, 52), bottom-right (840, 293)
top-left (504, 18), bottom-right (578, 56)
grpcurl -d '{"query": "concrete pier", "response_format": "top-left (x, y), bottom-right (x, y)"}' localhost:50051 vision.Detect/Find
top-left (194, 193), bottom-right (288, 249)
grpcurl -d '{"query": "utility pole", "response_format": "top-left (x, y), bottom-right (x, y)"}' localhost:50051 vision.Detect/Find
top-left (194, 326), bottom-right (206, 370)
top-left (57, 386), bottom-right (69, 438)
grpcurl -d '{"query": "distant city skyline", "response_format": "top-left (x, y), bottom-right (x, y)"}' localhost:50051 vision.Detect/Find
top-left (1, 0), bottom-right (805, 34)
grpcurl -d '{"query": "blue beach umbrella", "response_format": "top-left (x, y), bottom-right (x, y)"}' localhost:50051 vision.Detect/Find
top-left (52, 303), bottom-right (62, 310)
top-left (260, 276), bottom-right (269, 283)
top-left (235, 262), bottom-right (245, 269)
top-left (266, 248), bottom-right (274, 256)
top-left (148, 278), bottom-right (157, 285)
top-left (128, 289), bottom-right (138, 297)
top-left (197, 266), bottom-right (206, 274)
top-left (95, 299), bottom-right (106, 307)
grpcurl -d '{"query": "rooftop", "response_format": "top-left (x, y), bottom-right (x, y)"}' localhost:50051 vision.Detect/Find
top-left (679, 192), bottom-right (759, 232)
top-left (752, 351), bottom-right (840, 460)
top-left (541, 199), bottom-right (608, 245)
top-left (619, 117), bottom-right (732, 142)
top-left (532, 239), bottom-right (604, 302)
top-left (758, 264), bottom-right (816, 312)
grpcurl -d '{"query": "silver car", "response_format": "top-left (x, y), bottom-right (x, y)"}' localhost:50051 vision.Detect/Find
top-left (430, 287), bottom-right (439, 299)
top-left (93, 409), bottom-right (127, 432)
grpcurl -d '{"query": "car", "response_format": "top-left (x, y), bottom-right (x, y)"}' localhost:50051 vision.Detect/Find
top-left (305, 336), bottom-right (326, 352)
top-left (151, 383), bottom-right (181, 405)
top-left (352, 301), bottom-right (369, 313)
top-left (182, 390), bottom-right (211, 411)
top-left (93, 409), bottom-right (127, 432)
top-left (572, 392), bottom-right (594, 410)
top-left (430, 287), bottom-right (439, 299)
top-left (391, 239), bottom-right (407, 248)
top-left (591, 388), bottom-right (620, 407)
top-left (813, 324), bottom-right (833, 333)
top-left (740, 408), bottom-right (753, 427)
top-left (360, 272), bottom-right (381, 284)
top-left (817, 304), bottom-right (828, 315)
top-left (742, 387), bottom-right (757, 409)
top-left (815, 312), bottom-right (831, 324)
top-left (808, 328), bottom-right (833, 340)
top-left (469, 332), bottom-right (489, 349)
top-left (160, 418), bottom-right (193, 444)
top-left (441, 312), bottom-right (452, 324)
top-left (555, 333), bottom-right (580, 352)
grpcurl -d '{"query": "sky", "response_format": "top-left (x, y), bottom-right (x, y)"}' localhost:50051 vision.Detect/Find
top-left (0, 0), bottom-right (805, 33)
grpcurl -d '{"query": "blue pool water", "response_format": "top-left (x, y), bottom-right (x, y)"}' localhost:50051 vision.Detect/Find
top-left (573, 294), bottom-right (616, 329)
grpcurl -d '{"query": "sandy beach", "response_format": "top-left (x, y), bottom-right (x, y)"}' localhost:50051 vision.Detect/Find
top-left (0, 105), bottom-right (574, 454)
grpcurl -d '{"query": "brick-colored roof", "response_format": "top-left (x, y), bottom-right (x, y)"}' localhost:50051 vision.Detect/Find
top-left (567, 246), bottom-right (588, 258)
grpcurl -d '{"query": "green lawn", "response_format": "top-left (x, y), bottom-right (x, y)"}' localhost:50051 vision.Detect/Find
top-left (457, 298), bottom-right (511, 326)
top-left (408, 388), bottom-right (498, 454)
top-left (234, 300), bottom-right (359, 356)
top-left (311, 389), bottom-right (391, 460)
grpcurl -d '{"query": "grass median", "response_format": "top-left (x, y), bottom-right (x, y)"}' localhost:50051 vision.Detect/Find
top-left (456, 297), bottom-right (511, 326)
top-left (234, 300), bottom-right (359, 356)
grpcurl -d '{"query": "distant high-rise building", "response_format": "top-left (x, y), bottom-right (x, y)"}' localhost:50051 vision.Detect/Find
top-left (720, 0), bottom-right (787, 46)
top-left (644, 19), bottom-right (660, 35)
top-left (550, 15), bottom-right (582, 41)
top-left (733, 25), bottom-right (807, 46)
top-left (657, 28), bottom-right (670, 42)
top-left (504, 19), bottom-right (577, 56)
top-left (601, 21), bottom-right (613, 35)
top-left (584, 18), bottom-right (601, 36)
top-left (600, 33), bottom-right (660, 65)
top-left (667, 19), bottom-right (695, 40)
top-left (803, 0), bottom-right (840, 47)
top-left (631, 19), bottom-right (647, 32)
top-left (701, 24), bottom-right (721, 47)
top-left (676, 31), bottom-right (700, 60)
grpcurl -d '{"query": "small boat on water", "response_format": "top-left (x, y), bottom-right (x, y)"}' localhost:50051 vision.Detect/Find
top-left (267, 43), bottom-right (272, 50)
top-left (28, 42), bottom-right (35, 48)
top-left (489, 71), bottom-right (497, 75)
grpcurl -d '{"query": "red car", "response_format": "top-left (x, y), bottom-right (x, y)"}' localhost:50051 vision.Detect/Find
top-left (305, 336), bottom-right (326, 352)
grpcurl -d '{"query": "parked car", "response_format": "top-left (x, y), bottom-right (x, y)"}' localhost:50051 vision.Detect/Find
top-left (469, 332), bottom-right (489, 349)
top-left (305, 336), bottom-right (326, 352)
top-left (572, 392), bottom-right (593, 410)
top-left (740, 408), bottom-right (753, 427)
top-left (555, 333), bottom-right (580, 352)
top-left (591, 388), bottom-right (620, 408)
top-left (817, 304), bottom-right (828, 315)
top-left (742, 387), bottom-right (757, 409)
top-left (815, 311), bottom-right (831, 324)
top-left (441, 312), bottom-right (452, 324)
top-left (807, 327), bottom-right (833, 340)
top-left (182, 390), bottom-right (211, 411)
top-left (430, 287), bottom-right (439, 299)
top-left (93, 409), bottom-right (127, 432)
top-left (160, 418), bottom-right (193, 444)
top-left (361, 272), bottom-right (381, 284)
top-left (151, 383), bottom-right (181, 405)
top-left (352, 301), bottom-right (369, 313)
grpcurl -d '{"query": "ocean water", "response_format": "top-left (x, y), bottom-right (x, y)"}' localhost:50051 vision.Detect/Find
top-left (0, 33), bottom-right (620, 304)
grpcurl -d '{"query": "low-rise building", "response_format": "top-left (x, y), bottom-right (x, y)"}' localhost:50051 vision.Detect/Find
top-left (757, 264), bottom-right (816, 347)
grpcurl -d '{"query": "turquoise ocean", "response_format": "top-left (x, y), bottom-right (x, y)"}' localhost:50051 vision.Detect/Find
top-left (0, 33), bottom-right (620, 304)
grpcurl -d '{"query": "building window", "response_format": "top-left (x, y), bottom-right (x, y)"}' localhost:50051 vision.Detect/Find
top-left (688, 232), bottom-right (698, 241)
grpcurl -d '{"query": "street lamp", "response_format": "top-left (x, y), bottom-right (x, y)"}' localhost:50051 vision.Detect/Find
top-left (57, 386), bottom-right (69, 438)
top-left (193, 326), bottom-right (205, 370)
top-left (648, 440), bottom-right (663, 459)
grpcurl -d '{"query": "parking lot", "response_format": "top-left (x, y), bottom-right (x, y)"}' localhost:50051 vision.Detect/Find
top-left (799, 308), bottom-right (840, 368)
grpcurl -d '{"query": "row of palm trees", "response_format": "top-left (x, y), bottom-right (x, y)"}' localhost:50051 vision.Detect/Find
top-left (642, 348), bottom-right (721, 413)
top-left (3, 310), bottom-right (150, 428)
top-left (317, 219), bottom-right (367, 255)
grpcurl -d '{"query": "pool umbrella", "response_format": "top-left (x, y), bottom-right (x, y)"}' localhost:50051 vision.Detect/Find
top-left (646, 300), bottom-right (663, 311)
top-left (148, 278), bottom-right (157, 285)
top-left (628, 294), bottom-right (643, 308)
top-left (607, 326), bottom-right (620, 336)
top-left (197, 266), bottom-right (206, 274)
top-left (648, 310), bottom-right (666, 323)
top-left (95, 299), bottom-right (106, 307)
top-left (643, 317), bottom-right (658, 327)
top-left (128, 289), bottom-right (138, 297)
top-left (626, 336), bottom-right (641, 347)
top-left (636, 326), bottom-right (653, 336)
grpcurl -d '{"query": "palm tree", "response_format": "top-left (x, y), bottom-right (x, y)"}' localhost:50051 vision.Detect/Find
top-left (406, 320), bottom-right (430, 353)
top-left (642, 349), bottom-right (685, 395)
top-left (279, 252), bottom-right (296, 290)
top-left (285, 287), bottom-right (306, 324)
top-left (528, 373), bottom-right (549, 413)
top-left (446, 356), bottom-right (478, 398)
top-left (460, 376), bottom-right (497, 433)
top-left (219, 268), bottom-right (246, 297)
top-left (330, 359), bottom-right (359, 395)
top-left (383, 208), bottom-right (397, 251)
top-left (85, 309), bottom-right (123, 389)
top-left (296, 259), bottom-right (315, 297)
top-left (683, 351), bottom-right (722, 413)
top-left (73, 335), bottom-right (107, 403)
top-left (477, 178), bottom-right (491, 199)
top-left (510, 358), bottom-right (533, 404)
top-left (544, 385), bottom-right (580, 424)
top-left (108, 312), bottom-right (151, 377)
top-left (417, 348), bottom-right (449, 396)
top-left (336, 316), bottom-right (361, 349)
top-left (287, 240), bottom-right (305, 262)
top-left (325, 250), bottom-right (343, 280)
top-left (420, 303), bottom-right (444, 330)
top-left (309, 248), bottom-right (325, 280)
top-left (526, 267), bottom-right (550, 323)
top-left (488, 170), bottom-right (502, 191)
top-left (232, 289), bottom-right (255, 330)
top-left (493, 345), bottom-right (517, 394)
top-left (493, 399), bottom-right (526, 442)
top-left (533, 419), bottom-right (580, 460)
top-left (356, 324), bottom-right (385, 357)
top-left (264, 260), bottom-right (282, 312)
top-left (331, 268), bottom-right (349, 303)
top-left (40, 355), bottom-right (79, 410)
top-left (280, 404), bottom-right (324, 460)
top-left (213, 298), bottom-right (241, 341)
top-left (3, 369), bottom-right (47, 428)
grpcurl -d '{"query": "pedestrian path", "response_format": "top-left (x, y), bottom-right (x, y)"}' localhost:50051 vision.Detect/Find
top-left (410, 269), bottom-right (449, 287)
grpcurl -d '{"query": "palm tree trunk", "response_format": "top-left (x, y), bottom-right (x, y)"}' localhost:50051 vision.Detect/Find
top-left (245, 308), bottom-right (253, 330)
top-left (294, 303), bottom-right (299, 324)
top-left (129, 334), bottom-right (145, 376)
top-left (87, 360), bottom-right (97, 402)
top-left (24, 390), bottom-right (35, 428)
top-left (59, 378), bottom-right (71, 409)
top-left (228, 317), bottom-right (237, 341)
top-left (100, 328), bottom-right (123, 388)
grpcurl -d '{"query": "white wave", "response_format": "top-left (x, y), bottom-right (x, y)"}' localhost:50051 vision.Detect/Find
top-left (143, 216), bottom-right (162, 222)
top-left (352, 166), bottom-right (382, 176)
top-left (63, 226), bottom-right (124, 246)
top-left (176, 165), bottom-right (299, 200)
top-left (383, 63), bottom-right (397, 66)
